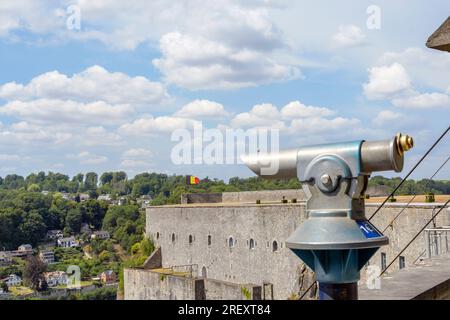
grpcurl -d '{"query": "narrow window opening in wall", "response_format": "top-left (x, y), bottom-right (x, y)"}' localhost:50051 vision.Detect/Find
top-left (272, 241), bottom-right (278, 252)
top-left (399, 256), bottom-right (405, 269)
top-left (228, 237), bottom-right (234, 248)
top-left (171, 233), bottom-right (176, 243)
top-left (381, 252), bottom-right (386, 270)
top-left (208, 235), bottom-right (212, 246)
top-left (267, 241), bottom-right (269, 248)
top-left (249, 238), bottom-right (255, 250)
top-left (156, 232), bottom-right (159, 240)
top-left (189, 234), bottom-right (193, 244)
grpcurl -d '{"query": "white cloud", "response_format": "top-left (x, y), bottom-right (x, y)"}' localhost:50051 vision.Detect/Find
top-left (0, 99), bottom-right (133, 125)
top-left (0, 1), bottom-right (63, 36)
top-left (0, 121), bottom-right (73, 145)
top-left (122, 148), bottom-right (153, 159)
top-left (153, 32), bottom-right (300, 90)
top-left (67, 151), bottom-right (108, 165)
top-left (332, 25), bottom-right (365, 48)
top-left (363, 63), bottom-right (412, 100)
top-left (78, 126), bottom-right (123, 147)
top-left (280, 101), bottom-right (334, 119)
top-left (0, 1), bottom-right (298, 90)
top-left (380, 47), bottom-right (450, 92)
top-left (174, 99), bottom-right (230, 119)
top-left (0, 65), bottom-right (169, 106)
top-left (392, 93), bottom-right (450, 109)
top-left (66, 1), bottom-right (286, 50)
top-left (120, 159), bottom-right (149, 168)
top-left (289, 116), bottom-right (361, 135)
top-left (0, 154), bottom-right (21, 161)
top-left (119, 116), bottom-right (200, 135)
top-left (230, 103), bottom-right (285, 128)
top-left (373, 110), bottom-right (401, 126)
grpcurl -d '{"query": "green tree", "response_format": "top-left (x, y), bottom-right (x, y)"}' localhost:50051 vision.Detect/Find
top-left (0, 281), bottom-right (8, 293)
top-left (19, 211), bottom-right (47, 246)
top-left (27, 184), bottom-right (41, 192)
top-left (66, 207), bottom-right (82, 233)
top-left (80, 200), bottom-right (107, 229)
top-left (84, 172), bottom-right (98, 192)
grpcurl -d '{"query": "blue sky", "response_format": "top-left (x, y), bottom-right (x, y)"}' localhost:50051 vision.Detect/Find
top-left (0, 0), bottom-right (449, 181)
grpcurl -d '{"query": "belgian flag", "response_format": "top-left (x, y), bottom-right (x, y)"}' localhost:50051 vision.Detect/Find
top-left (186, 175), bottom-right (200, 185)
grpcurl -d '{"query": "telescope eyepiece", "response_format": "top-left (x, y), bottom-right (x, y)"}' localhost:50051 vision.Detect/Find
top-left (396, 133), bottom-right (414, 156)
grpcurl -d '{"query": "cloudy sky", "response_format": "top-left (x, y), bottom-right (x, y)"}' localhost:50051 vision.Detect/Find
top-left (0, 0), bottom-right (449, 180)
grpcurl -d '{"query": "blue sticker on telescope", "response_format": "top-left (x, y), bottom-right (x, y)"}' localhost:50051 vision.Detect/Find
top-left (357, 220), bottom-right (382, 239)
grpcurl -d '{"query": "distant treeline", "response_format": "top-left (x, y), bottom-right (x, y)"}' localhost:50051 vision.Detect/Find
top-left (0, 171), bottom-right (448, 251)
top-left (368, 175), bottom-right (449, 196)
top-left (0, 172), bottom-right (448, 202)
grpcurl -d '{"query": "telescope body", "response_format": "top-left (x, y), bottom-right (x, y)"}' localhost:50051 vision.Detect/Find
top-left (243, 133), bottom-right (413, 300)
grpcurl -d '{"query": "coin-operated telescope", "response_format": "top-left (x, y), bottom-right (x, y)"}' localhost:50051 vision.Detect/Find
top-left (243, 133), bottom-right (414, 300)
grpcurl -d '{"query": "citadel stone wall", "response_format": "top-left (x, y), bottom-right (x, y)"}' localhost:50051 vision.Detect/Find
top-left (364, 203), bottom-right (449, 276)
top-left (146, 203), bottom-right (312, 300)
top-left (124, 189), bottom-right (449, 300)
top-left (124, 268), bottom-right (262, 300)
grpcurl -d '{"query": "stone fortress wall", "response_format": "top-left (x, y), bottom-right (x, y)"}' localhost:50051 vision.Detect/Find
top-left (124, 190), bottom-right (449, 300)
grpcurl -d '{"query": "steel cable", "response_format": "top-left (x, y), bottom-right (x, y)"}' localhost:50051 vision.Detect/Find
top-left (368, 125), bottom-right (450, 221)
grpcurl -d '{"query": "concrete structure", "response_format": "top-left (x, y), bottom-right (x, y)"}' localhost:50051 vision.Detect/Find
top-left (124, 268), bottom-right (261, 300)
top-left (124, 190), bottom-right (449, 300)
top-left (366, 185), bottom-right (389, 197)
top-left (359, 254), bottom-right (450, 300)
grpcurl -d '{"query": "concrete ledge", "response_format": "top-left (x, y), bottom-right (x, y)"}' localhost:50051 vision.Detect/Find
top-left (359, 255), bottom-right (450, 300)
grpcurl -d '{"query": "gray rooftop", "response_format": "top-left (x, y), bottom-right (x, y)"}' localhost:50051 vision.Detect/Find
top-left (427, 16), bottom-right (450, 52)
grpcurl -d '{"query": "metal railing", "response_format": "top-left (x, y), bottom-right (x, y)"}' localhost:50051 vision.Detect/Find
top-left (425, 226), bottom-right (450, 258)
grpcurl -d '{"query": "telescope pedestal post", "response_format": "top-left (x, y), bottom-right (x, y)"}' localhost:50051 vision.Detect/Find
top-left (318, 282), bottom-right (358, 300)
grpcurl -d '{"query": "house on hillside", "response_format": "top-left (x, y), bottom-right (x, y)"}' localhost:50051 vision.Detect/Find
top-left (98, 194), bottom-right (112, 202)
top-left (46, 230), bottom-right (64, 240)
top-left (79, 193), bottom-right (90, 202)
top-left (90, 231), bottom-right (110, 240)
top-left (44, 271), bottom-right (68, 287)
top-left (100, 270), bottom-right (117, 284)
top-left (18, 244), bottom-right (32, 252)
top-left (1, 274), bottom-right (22, 287)
top-left (60, 193), bottom-right (75, 201)
top-left (0, 251), bottom-right (12, 266)
top-left (57, 237), bottom-right (78, 248)
top-left (39, 250), bottom-right (55, 264)
top-left (137, 195), bottom-right (153, 208)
